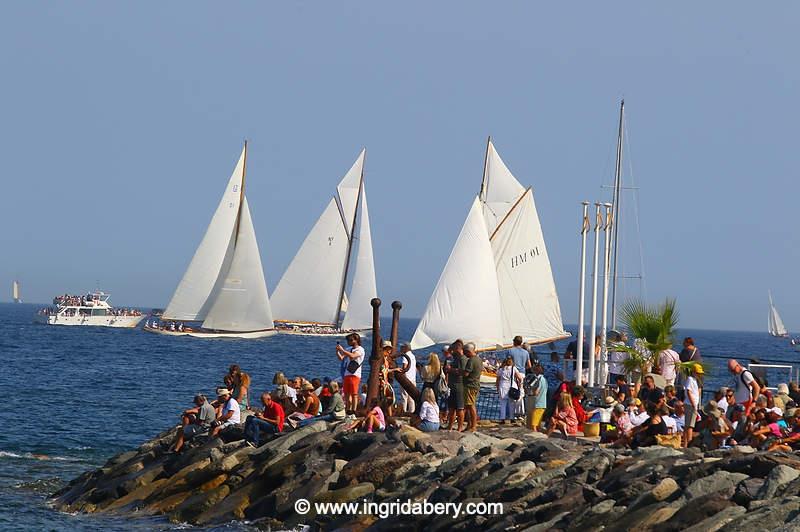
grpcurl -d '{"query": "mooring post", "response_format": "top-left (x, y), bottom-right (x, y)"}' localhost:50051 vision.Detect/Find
top-left (389, 300), bottom-right (421, 404)
top-left (366, 297), bottom-right (382, 405)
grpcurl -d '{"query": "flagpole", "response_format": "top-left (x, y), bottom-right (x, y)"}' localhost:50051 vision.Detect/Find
top-left (588, 203), bottom-right (602, 387)
top-left (576, 201), bottom-right (590, 385)
top-left (599, 202), bottom-right (613, 386)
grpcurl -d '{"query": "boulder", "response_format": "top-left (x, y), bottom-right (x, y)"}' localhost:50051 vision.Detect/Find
top-left (755, 464), bottom-right (800, 500)
top-left (684, 470), bottom-right (749, 500)
top-left (682, 505), bottom-right (747, 532)
top-left (732, 477), bottom-right (765, 507)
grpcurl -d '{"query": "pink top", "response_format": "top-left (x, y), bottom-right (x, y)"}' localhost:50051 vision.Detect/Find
top-left (557, 406), bottom-right (579, 434)
top-left (768, 422), bottom-right (782, 437)
top-left (371, 406), bottom-right (386, 428)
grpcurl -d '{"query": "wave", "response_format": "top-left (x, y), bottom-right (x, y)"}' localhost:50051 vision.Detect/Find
top-left (0, 450), bottom-right (85, 462)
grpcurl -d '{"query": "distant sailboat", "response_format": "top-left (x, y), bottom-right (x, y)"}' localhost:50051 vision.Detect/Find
top-left (270, 149), bottom-right (377, 335)
top-left (145, 142), bottom-right (276, 339)
top-left (768, 290), bottom-right (789, 338)
top-left (12, 280), bottom-right (21, 303)
top-left (410, 139), bottom-right (569, 351)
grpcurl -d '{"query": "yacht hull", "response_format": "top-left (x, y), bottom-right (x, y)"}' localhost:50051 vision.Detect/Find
top-left (34, 314), bottom-right (144, 328)
top-left (143, 325), bottom-right (276, 339)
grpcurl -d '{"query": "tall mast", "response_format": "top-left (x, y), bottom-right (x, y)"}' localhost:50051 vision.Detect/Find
top-left (335, 149), bottom-right (365, 329)
top-left (610, 100), bottom-right (625, 329)
top-left (478, 136), bottom-right (491, 199)
top-left (233, 140), bottom-right (248, 246)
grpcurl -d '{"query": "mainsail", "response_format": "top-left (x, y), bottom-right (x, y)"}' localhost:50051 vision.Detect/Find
top-left (12, 280), bottom-right (21, 303)
top-left (162, 143), bottom-right (274, 333)
top-left (411, 139), bottom-right (568, 350)
top-left (271, 149), bottom-right (377, 328)
top-left (768, 290), bottom-right (788, 337)
top-left (163, 147), bottom-right (245, 321)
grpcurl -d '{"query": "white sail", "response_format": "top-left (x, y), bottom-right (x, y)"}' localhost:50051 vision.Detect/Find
top-left (270, 198), bottom-right (350, 325)
top-left (410, 198), bottom-right (505, 350)
top-left (768, 290), bottom-right (788, 337)
top-left (163, 147), bottom-right (245, 321)
top-left (202, 197), bottom-right (274, 332)
top-left (480, 140), bottom-right (527, 236)
top-left (337, 149), bottom-right (365, 238)
top-left (12, 280), bottom-right (20, 303)
top-left (341, 184), bottom-right (377, 330)
top-left (490, 188), bottom-right (567, 342)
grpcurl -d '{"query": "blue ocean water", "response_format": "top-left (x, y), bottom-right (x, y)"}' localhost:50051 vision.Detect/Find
top-left (1, 302), bottom-right (797, 530)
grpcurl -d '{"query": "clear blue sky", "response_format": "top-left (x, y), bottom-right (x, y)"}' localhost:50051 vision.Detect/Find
top-left (1, 2), bottom-right (797, 331)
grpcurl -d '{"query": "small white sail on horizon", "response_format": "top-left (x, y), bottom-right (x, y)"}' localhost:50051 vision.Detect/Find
top-left (411, 139), bottom-right (568, 351)
top-left (270, 149), bottom-right (377, 330)
top-left (12, 280), bottom-right (21, 303)
top-left (768, 290), bottom-right (788, 337)
top-left (160, 143), bottom-right (275, 336)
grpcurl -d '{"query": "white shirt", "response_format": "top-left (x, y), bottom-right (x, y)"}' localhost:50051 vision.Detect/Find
top-left (419, 401), bottom-right (439, 423)
top-left (607, 346), bottom-right (627, 375)
top-left (222, 398), bottom-right (241, 424)
top-left (658, 349), bottom-right (680, 382)
top-left (663, 415), bottom-right (677, 432)
top-left (685, 376), bottom-right (700, 409)
top-left (717, 397), bottom-right (729, 415)
top-left (403, 350), bottom-right (417, 384)
top-left (629, 409), bottom-right (648, 427)
top-left (735, 370), bottom-right (755, 403)
top-left (345, 345), bottom-right (366, 378)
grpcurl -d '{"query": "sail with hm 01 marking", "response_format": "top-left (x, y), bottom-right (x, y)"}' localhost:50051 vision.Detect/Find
top-left (411, 139), bottom-right (568, 351)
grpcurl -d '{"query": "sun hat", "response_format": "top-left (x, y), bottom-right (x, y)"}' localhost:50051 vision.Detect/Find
top-left (381, 340), bottom-right (393, 349)
top-left (302, 382), bottom-right (314, 391)
top-left (604, 396), bottom-right (617, 406)
top-left (703, 400), bottom-right (721, 418)
top-left (216, 387), bottom-right (231, 397)
top-left (778, 383), bottom-right (790, 395)
top-left (693, 363), bottom-right (704, 375)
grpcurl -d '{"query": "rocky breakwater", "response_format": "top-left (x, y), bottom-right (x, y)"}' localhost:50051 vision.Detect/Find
top-left (52, 421), bottom-right (800, 531)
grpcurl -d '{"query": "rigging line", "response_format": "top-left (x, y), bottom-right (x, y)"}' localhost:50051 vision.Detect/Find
top-left (623, 117), bottom-right (647, 301)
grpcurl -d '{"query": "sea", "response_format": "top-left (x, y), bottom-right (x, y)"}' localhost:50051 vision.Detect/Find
top-left (1, 302), bottom-right (798, 530)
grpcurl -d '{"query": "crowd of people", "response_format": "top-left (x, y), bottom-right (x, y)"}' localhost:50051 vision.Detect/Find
top-left (38, 293), bottom-right (142, 316)
top-left (167, 331), bottom-right (800, 455)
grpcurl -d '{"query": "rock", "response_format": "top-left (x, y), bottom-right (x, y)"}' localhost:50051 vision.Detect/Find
top-left (457, 432), bottom-right (503, 455)
top-left (627, 477), bottom-right (679, 512)
top-left (732, 477), bottom-right (765, 507)
top-left (399, 425), bottom-right (430, 451)
top-left (684, 471), bottom-right (749, 500)
top-left (565, 448), bottom-right (614, 483)
top-left (682, 505), bottom-right (747, 532)
top-left (463, 460), bottom-right (536, 498)
top-left (755, 464), bottom-right (800, 500)
top-left (661, 494), bottom-right (737, 531)
top-left (724, 496), bottom-right (800, 530)
top-left (314, 482), bottom-right (375, 505)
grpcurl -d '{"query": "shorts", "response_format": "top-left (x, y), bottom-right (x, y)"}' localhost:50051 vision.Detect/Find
top-left (464, 387), bottom-right (479, 407)
top-left (343, 375), bottom-right (360, 395)
top-left (685, 405), bottom-right (697, 429)
top-left (183, 424), bottom-right (208, 439)
top-left (419, 420), bottom-right (440, 432)
top-left (531, 408), bottom-right (545, 429)
top-left (448, 385), bottom-right (465, 410)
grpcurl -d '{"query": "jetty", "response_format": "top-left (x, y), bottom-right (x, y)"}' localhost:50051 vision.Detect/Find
top-left (52, 419), bottom-right (800, 530)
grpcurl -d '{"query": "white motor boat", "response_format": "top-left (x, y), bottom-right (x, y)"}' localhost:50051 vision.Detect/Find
top-left (35, 292), bottom-right (144, 328)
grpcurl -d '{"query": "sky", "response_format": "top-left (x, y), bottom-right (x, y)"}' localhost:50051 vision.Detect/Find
top-left (1, 2), bottom-right (798, 331)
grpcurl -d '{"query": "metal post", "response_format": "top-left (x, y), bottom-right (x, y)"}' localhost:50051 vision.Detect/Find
top-left (576, 202), bottom-right (590, 385)
top-left (588, 203), bottom-right (602, 387)
top-left (599, 203), bottom-right (613, 386)
top-left (388, 301), bottom-right (402, 382)
top-left (366, 298), bottom-right (382, 405)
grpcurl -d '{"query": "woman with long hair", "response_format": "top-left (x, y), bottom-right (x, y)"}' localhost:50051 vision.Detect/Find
top-left (547, 392), bottom-right (579, 436)
top-left (412, 387), bottom-right (440, 432)
top-left (228, 364), bottom-right (251, 411)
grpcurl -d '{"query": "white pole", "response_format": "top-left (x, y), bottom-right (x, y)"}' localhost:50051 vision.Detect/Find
top-left (599, 202), bottom-right (613, 386)
top-left (588, 203), bottom-right (602, 387)
top-left (576, 202), bottom-right (590, 386)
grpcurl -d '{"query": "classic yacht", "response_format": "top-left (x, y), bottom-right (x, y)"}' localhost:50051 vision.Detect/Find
top-left (35, 292), bottom-right (144, 328)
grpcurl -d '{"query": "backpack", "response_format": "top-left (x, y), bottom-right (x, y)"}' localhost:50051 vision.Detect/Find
top-left (436, 369), bottom-right (450, 399)
top-left (741, 369), bottom-right (765, 391)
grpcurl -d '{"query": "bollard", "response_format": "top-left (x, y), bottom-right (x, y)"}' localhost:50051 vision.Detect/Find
top-left (366, 298), bottom-right (382, 406)
top-left (388, 300), bottom-right (420, 405)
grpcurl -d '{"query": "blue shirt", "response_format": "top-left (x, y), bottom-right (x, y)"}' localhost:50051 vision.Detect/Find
top-left (532, 374), bottom-right (548, 409)
top-left (508, 347), bottom-right (529, 374)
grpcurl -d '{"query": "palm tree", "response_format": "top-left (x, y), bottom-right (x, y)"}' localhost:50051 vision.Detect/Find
top-left (619, 298), bottom-right (678, 382)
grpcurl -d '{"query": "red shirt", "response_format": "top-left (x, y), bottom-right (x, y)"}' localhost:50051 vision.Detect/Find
top-left (572, 396), bottom-right (587, 430)
top-left (263, 401), bottom-right (285, 432)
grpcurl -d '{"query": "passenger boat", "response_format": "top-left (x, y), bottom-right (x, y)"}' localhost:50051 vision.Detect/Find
top-left (270, 149), bottom-right (377, 337)
top-left (35, 292), bottom-right (144, 328)
top-left (144, 142), bottom-right (277, 339)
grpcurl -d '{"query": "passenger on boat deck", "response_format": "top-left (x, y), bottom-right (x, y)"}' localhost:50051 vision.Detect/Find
top-left (210, 387), bottom-right (241, 437)
top-left (244, 393), bottom-right (285, 447)
top-left (228, 365), bottom-right (251, 411)
top-left (337, 333), bottom-right (365, 414)
top-left (172, 394), bottom-right (216, 453)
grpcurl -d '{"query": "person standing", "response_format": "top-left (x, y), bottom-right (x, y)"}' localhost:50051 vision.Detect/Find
top-left (657, 347), bottom-right (681, 387)
top-left (508, 336), bottom-right (529, 375)
top-left (679, 337), bottom-right (702, 363)
top-left (683, 364), bottom-right (702, 447)
top-left (463, 342), bottom-right (483, 432)
top-left (444, 340), bottom-right (466, 431)
top-left (526, 364), bottom-right (548, 431)
top-left (728, 359), bottom-right (761, 415)
top-left (336, 333), bottom-right (365, 414)
top-left (399, 343), bottom-right (417, 413)
top-left (496, 355), bottom-right (523, 423)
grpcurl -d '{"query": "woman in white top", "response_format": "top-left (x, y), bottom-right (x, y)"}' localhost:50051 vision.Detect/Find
top-left (496, 355), bottom-right (524, 422)
top-left (413, 388), bottom-right (440, 432)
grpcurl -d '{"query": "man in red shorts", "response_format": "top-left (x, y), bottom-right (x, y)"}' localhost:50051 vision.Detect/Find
top-left (337, 333), bottom-right (365, 414)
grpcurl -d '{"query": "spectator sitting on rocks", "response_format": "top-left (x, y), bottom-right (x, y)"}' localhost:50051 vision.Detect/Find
top-left (298, 381), bottom-right (347, 427)
top-left (729, 405), bottom-right (752, 446)
top-left (210, 387), bottom-right (241, 438)
top-left (244, 392), bottom-right (285, 446)
top-left (630, 402), bottom-right (668, 449)
top-left (411, 388), bottom-right (440, 432)
top-left (287, 383), bottom-right (321, 427)
top-left (775, 383), bottom-right (791, 412)
top-left (571, 386), bottom-right (598, 433)
top-left (602, 403), bottom-right (633, 444)
top-left (768, 409), bottom-right (800, 451)
top-left (751, 410), bottom-right (783, 448)
top-left (670, 400), bottom-right (686, 434)
top-left (348, 398), bottom-right (386, 433)
top-left (628, 398), bottom-right (649, 427)
top-left (664, 385), bottom-right (677, 411)
top-left (172, 394), bottom-right (216, 453)
top-left (547, 392), bottom-right (579, 437)
top-left (272, 372), bottom-right (297, 413)
top-left (699, 400), bottom-right (732, 450)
